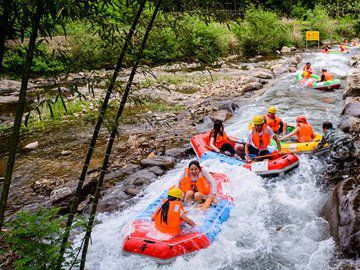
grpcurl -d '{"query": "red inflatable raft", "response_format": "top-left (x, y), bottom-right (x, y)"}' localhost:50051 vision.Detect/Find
top-left (122, 173), bottom-right (233, 263)
top-left (190, 131), bottom-right (299, 177)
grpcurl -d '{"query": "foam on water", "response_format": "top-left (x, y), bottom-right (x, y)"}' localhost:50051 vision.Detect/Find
top-left (73, 51), bottom-right (357, 269)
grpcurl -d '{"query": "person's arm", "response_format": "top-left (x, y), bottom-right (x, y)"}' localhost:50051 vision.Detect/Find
top-left (245, 143), bottom-right (252, 162)
top-left (180, 213), bottom-right (195, 227)
top-left (282, 121), bottom-right (288, 135)
top-left (177, 170), bottom-right (185, 188)
top-left (202, 168), bottom-right (217, 195)
top-left (280, 127), bottom-right (299, 141)
top-left (273, 135), bottom-right (282, 153)
top-left (209, 136), bottom-right (221, 153)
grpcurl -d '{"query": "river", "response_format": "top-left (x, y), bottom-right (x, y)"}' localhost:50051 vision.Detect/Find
top-left (73, 50), bottom-right (356, 270)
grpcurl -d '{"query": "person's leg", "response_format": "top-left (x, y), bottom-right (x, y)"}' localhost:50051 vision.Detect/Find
top-left (194, 192), bottom-right (206, 203)
top-left (259, 149), bottom-right (270, 156)
top-left (184, 190), bottom-right (194, 203)
top-left (220, 143), bottom-right (236, 156)
top-left (235, 143), bottom-right (245, 159)
top-left (248, 144), bottom-right (260, 156)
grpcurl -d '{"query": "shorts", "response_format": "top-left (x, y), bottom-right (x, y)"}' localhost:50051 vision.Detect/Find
top-left (248, 144), bottom-right (269, 156)
top-left (220, 143), bottom-right (236, 156)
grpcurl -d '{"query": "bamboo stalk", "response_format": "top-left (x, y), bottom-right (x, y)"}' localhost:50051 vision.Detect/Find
top-left (57, 1), bottom-right (147, 267)
top-left (79, 1), bottom-right (163, 268)
top-left (0, 3), bottom-right (43, 230)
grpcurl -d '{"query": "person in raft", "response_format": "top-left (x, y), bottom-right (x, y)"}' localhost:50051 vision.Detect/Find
top-left (153, 187), bottom-right (196, 235)
top-left (318, 68), bottom-right (334, 82)
top-left (280, 115), bottom-right (315, 143)
top-left (209, 120), bottom-right (245, 158)
top-left (178, 160), bottom-right (217, 203)
top-left (322, 45), bottom-right (330, 52)
top-left (263, 106), bottom-right (288, 135)
top-left (302, 62), bottom-right (313, 78)
top-left (245, 115), bottom-right (282, 162)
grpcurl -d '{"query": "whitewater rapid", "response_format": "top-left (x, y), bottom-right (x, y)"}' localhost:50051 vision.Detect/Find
top-left (73, 50), bottom-right (352, 270)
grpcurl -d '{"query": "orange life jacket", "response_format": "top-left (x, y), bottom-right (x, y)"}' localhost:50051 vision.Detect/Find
top-left (154, 200), bottom-right (183, 235)
top-left (209, 131), bottom-right (235, 149)
top-left (263, 114), bottom-right (281, 133)
top-left (179, 168), bottom-right (211, 195)
top-left (296, 123), bottom-right (315, 142)
top-left (251, 125), bottom-right (271, 150)
top-left (323, 72), bottom-right (334, 81)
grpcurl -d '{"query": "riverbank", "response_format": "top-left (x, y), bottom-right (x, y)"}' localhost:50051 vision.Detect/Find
top-left (322, 50), bottom-right (360, 262)
top-left (0, 53), bottom-right (302, 219)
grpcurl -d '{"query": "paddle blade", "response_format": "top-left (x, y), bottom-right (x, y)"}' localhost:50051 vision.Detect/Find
top-left (200, 198), bottom-right (213, 211)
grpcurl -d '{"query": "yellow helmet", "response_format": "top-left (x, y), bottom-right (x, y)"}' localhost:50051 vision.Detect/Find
top-left (302, 71), bottom-right (309, 77)
top-left (168, 187), bottom-right (183, 199)
top-left (268, 106), bottom-right (277, 114)
top-left (253, 115), bottom-right (264, 125)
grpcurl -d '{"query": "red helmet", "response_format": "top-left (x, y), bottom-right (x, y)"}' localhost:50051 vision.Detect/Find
top-left (296, 115), bottom-right (307, 123)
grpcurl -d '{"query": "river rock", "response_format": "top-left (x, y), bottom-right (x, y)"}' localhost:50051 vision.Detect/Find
top-left (253, 69), bottom-right (273, 79)
top-left (50, 187), bottom-right (73, 204)
top-left (0, 96), bottom-right (18, 110)
top-left (210, 109), bottom-right (232, 122)
top-left (322, 177), bottom-right (360, 257)
top-left (343, 74), bottom-right (360, 98)
top-left (140, 156), bottom-right (175, 169)
top-left (271, 64), bottom-right (287, 75)
top-left (281, 46), bottom-right (291, 53)
top-left (97, 185), bottom-right (130, 213)
top-left (341, 101), bottom-right (360, 118)
top-left (219, 101), bottom-right (239, 113)
top-left (23, 141), bottom-right (39, 150)
top-left (290, 46), bottom-right (297, 51)
top-left (61, 150), bottom-right (72, 155)
top-left (147, 166), bottom-right (165, 176)
top-left (123, 168), bottom-right (157, 186)
top-left (339, 115), bottom-right (360, 133)
top-left (165, 144), bottom-right (194, 158)
top-left (243, 81), bottom-right (263, 92)
top-left (104, 164), bottom-right (141, 182)
top-left (124, 187), bottom-right (140, 196)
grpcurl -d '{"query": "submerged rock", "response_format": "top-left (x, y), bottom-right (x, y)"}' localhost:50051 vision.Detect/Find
top-left (219, 101), bottom-right (239, 114)
top-left (322, 177), bottom-right (360, 258)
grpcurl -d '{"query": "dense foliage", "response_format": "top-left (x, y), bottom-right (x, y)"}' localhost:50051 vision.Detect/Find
top-left (1, 1), bottom-right (359, 77)
top-left (2, 208), bottom-right (83, 269)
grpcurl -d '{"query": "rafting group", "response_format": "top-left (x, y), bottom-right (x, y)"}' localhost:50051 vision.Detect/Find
top-left (320, 38), bottom-right (359, 54)
top-left (121, 48), bottom-right (357, 263)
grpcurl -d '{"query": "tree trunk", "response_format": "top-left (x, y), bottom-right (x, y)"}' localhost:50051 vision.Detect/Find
top-left (0, 0), bottom-right (11, 72)
top-left (57, 0), bottom-right (147, 268)
top-left (0, 4), bottom-right (43, 229)
top-left (79, 0), bottom-right (162, 268)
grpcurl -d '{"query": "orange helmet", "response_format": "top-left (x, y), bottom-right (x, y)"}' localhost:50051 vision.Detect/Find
top-left (296, 115), bottom-right (307, 123)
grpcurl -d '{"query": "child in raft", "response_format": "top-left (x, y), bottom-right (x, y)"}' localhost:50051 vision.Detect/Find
top-left (153, 187), bottom-right (196, 235)
top-left (208, 120), bottom-right (245, 159)
top-left (178, 160), bottom-right (217, 204)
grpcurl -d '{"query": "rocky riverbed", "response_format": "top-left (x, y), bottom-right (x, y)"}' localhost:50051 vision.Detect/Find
top-left (0, 53), bottom-right (302, 220)
top-left (322, 51), bottom-right (360, 261)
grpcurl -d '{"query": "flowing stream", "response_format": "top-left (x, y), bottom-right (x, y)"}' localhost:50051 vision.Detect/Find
top-left (73, 50), bottom-right (354, 270)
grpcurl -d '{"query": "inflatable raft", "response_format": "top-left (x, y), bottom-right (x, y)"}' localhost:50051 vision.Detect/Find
top-left (122, 173), bottom-right (232, 263)
top-left (190, 132), bottom-right (299, 177)
top-left (295, 73), bottom-right (341, 90)
top-left (270, 133), bottom-right (323, 153)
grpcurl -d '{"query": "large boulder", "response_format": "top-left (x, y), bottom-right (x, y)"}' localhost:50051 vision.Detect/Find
top-left (209, 109), bottom-right (232, 122)
top-left (341, 101), bottom-right (360, 118)
top-left (140, 156), bottom-right (175, 169)
top-left (343, 74), bottom-right (360, 98)
top-left (243, 81), bottom-right (263, 92)
top-left (322, 177), bottom-right (360, 258)
top-left (338, 115), bottom-right (360, 133)
top-left (165, 144), bottom-right (194, 158)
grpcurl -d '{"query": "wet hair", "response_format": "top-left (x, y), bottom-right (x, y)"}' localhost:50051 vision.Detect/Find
top-left (306, 62), bottom-right (311, 65)
top-left (322, 121), bottom-right (333, 130)
top-left (188, 160), bottom-right (201, 170)
top-left (210, 120), bottom-right (224, 140)
top-left (157, 196), bottom-right (179, 224)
